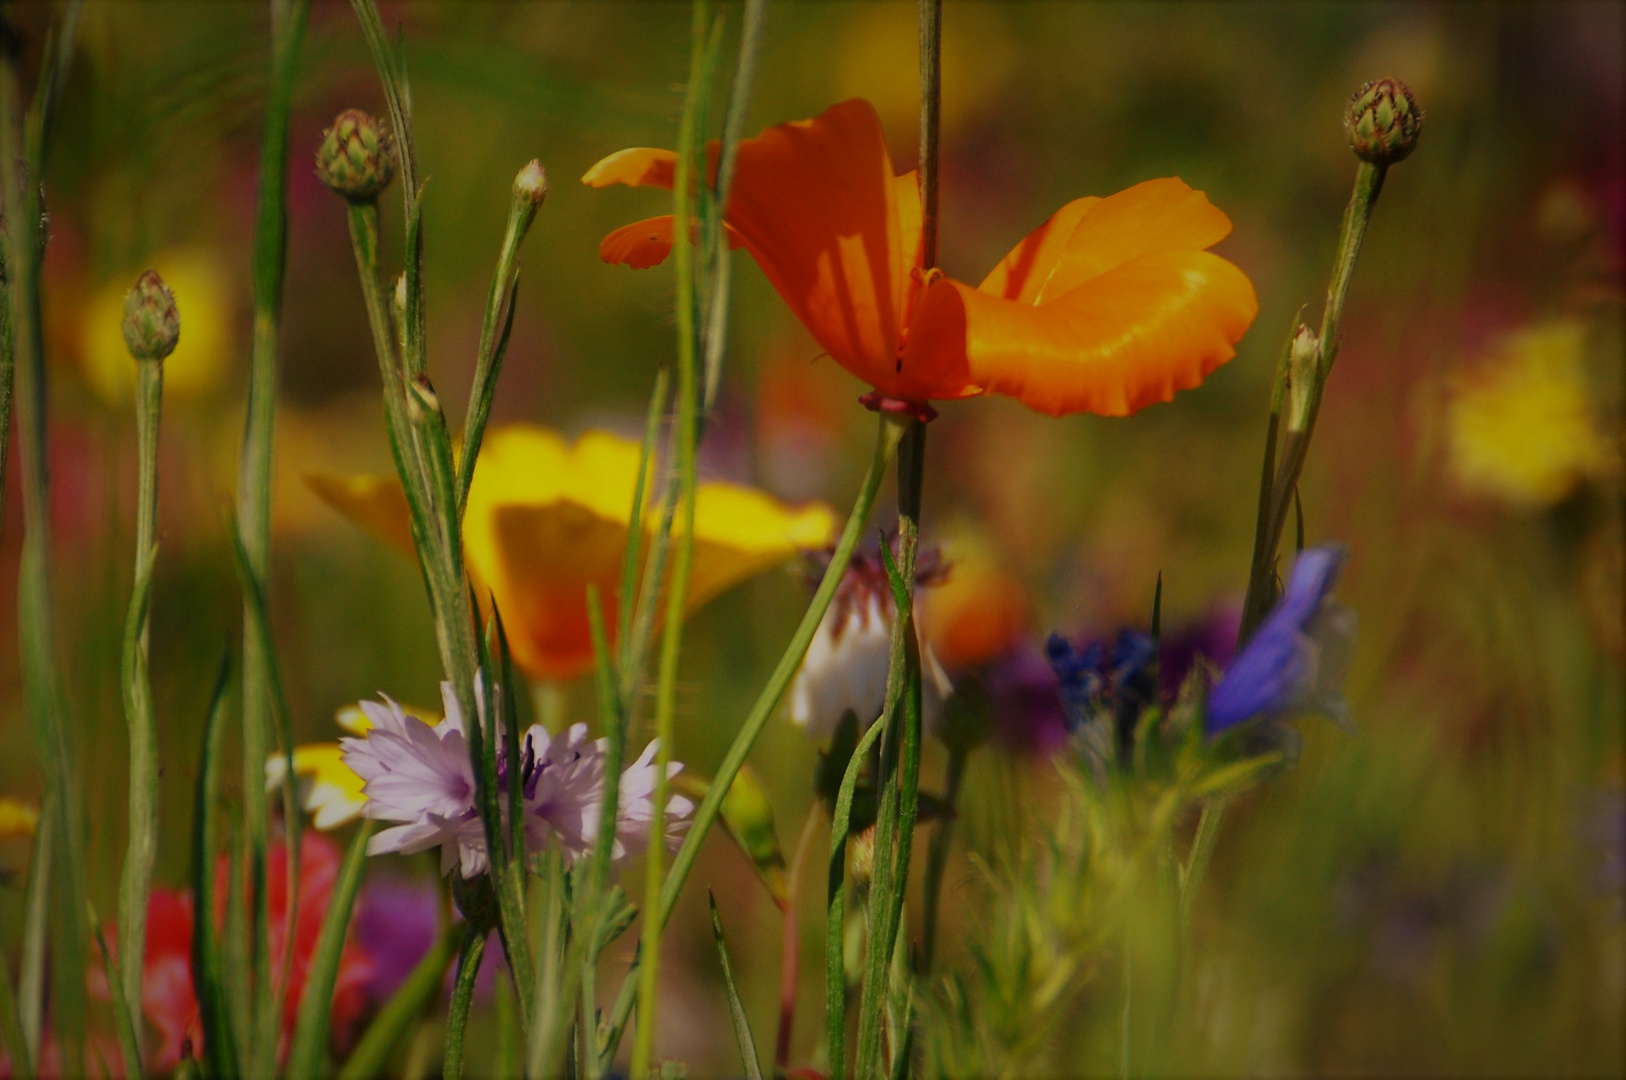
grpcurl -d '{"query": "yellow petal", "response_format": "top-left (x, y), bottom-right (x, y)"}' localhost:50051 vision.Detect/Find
top-left (305, 473), bottom-right (417, 556)
top-left (0, 798), bottom-right (40, 841)
top-left (315, 423), bottom-right (835, 681)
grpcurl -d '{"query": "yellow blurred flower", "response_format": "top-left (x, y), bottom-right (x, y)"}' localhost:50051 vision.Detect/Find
top-left (82, 249), bottom-right (235, 404)
top-left (1446, 321), bottom-right (1616, 507)
top-left (0, 798), bottom-right (39, 841)
top-left (264, 703), bottom-right (439, 831)
top-left (308, 424), bottom-right (837, 681)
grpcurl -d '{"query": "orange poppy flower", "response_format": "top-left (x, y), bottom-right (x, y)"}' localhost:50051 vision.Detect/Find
top-left (585, 98), bottom-right (1259, 418)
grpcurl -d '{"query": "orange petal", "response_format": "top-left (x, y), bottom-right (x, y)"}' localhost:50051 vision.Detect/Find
top-left (598, 214), bottom-right (746, 269)
top-left (976, 196), bottom-right (1099, 304)
top-left (721, 99), bottom-right (921, 392)
top-left (910, 249), bottom-right (1258, 417)
top-left (304, 473), bottom-right (416, 556)
top-left (581, 147), bottom-right (678, 190)
top-left (1031, 178), bottom-right (1234, 305)
top-left (600, 215), bottom-right (678, 269)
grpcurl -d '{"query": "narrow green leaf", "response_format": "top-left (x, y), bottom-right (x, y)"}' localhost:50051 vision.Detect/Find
top-left (826, 715), bottom-right (890, 1080)
top-left (335, 927), bottom-right (458, 1080)
top-left (191, 655), bottom-right (240, 1080)
top-left (444, 926), bottom-right (488, 1080)
top-left (709, 893), bottom-right (765, 1080)
top-left (0, 938), bottom-right (30, 1080)
top-left (600, 415), bottom-right (903, 1066)
top-left (91, 907), bottom-right (141, 1079)
top-left (287, 820), bottom-right (377, 1077)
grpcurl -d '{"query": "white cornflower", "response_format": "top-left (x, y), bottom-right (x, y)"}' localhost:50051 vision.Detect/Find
top-left (789, 585), bottom-right (953, 740)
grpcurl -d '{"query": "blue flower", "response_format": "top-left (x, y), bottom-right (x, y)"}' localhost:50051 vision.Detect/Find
top-left (1046, 628), bottom-right (1159, 760)
top-left (1207, 544), bottom-right (1356, 735)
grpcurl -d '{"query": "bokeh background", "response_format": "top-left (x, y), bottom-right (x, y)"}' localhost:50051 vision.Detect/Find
top-left (0, 1), bottom-right (1621, 1075)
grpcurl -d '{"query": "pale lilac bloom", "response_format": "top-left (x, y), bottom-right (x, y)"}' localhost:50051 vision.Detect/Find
top-left (345, 679), bottom-right (692, 876)
top-left (342, 692), bottom-right (482, 877)
top-left (584, 739), bottom-right (695, 864)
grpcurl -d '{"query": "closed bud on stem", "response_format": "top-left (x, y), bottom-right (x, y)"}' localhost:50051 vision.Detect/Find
top-left (1345, 78), bottom-right (1422, 165)
top-left (1285, 324), bottom-right (1321, 432)
top-left (122, 270), bottom-right (180, 362)
top-left (850, 825), bottom-right (877, 895)
top-left (316, 108), bottom-right (397, 203)
top-left (512, 160), bottom-right (548, 208)
top-left (407, 374), bottom-right (442, 423)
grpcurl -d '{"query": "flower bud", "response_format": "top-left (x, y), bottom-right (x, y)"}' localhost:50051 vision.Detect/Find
top-left (121, 270), bottom-right (180, 362)
top-left (315, 109), bottom-right (396, 202)
top-left (513, 160), bottom-right (548, 207)
top-left (1344, 78), bottom-right (1421, 165)
top-left (849, 825), bottom-right (877, 893)
top-left (1285, 323), bottom-right (1320, 432)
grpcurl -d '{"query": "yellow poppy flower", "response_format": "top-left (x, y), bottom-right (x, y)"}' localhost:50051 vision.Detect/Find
top-left (81, 249), bottom-right (236, 404)
top-left (1446, 321), bottom-right (1616, 507)
top-left (0, 798), bottom-right (39, 841)
top-left (307, 423), bottom-right (837, 680)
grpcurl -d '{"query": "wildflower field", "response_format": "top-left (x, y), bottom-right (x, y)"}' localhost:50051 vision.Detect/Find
top-left (0, 1), bottom-right (1620, 1077)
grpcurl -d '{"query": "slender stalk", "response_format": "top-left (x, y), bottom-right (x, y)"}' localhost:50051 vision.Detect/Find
top-left (825, 709), bottom-right (892, 1080)
top-left (599, 416), bottom-right (904, 1065)
top-left (775, 807), bottom-right (822, 1070)
top-left (117, 354), bottom-right (163, 1066)
top-left (857, 4), bottom-right (943, 1070)
top-left (700, 0), bottom-right (766, 410)
top-left (236, 3), bottom-right (309, 1069)
top-left (918, 744), bottom-right (967, 975)
top-left (629, 4), bottom-right (711, 1069)
top-left (444, 928), bottom-right (488, 1080)
top-left (1238, 162), bottom-right (1386, 642)
top-left (335, 926), bottom-right (457, 1080)
top-left (0, 11), bottom-right (87, 1072)
top-left (1179, 797), bottom-right (1229, 922)
top-left (457, 176), bottom-right (542, 514)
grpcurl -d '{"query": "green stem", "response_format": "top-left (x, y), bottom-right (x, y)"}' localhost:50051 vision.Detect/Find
top-left (335, 927), bottom-right (457, 1080)
top-left (775, 807), bottom-right (821, 1071)
top-left (1238, 162), bottom-right (1385, 643)
top-left (918, 744), bottom-right (966, 975)
top-left (825, 718), bottom-right (890, 1080)
top-left (629, 4), bottom-right (710, 1068)
top-left (237, 4), bottom-right (309, 1069)
top-left (444, 927), bottom-right (488, 1080)
top-left (1179, 798), bottom-right (1229, 922)
top-left (117, 356), bottom-right (163, 1068)
top-left (457, 183), bottom-right (540, 513)
top-left (600, 417), bottom-right (903, 1066)
top-left (0, 15), bottom-right (87, 1074)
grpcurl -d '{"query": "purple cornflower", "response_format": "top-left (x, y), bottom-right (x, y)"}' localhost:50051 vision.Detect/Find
top-left (1207, 544), bottom-right (1355, 736)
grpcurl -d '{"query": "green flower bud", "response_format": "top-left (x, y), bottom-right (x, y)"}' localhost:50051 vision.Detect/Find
top-left (1285, 323), bottom-right (1320, 432)
top-left (315, 108), bottom-right (396, 202)
top-left (121, 269), bottom-right (180, 362)
top-left (513, 159), bottom-right (548, 207)
top-left (1344, 78), bottom-right (1421, 165)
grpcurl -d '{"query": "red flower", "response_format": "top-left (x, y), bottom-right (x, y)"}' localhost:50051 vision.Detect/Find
top-left (93, 833), bottom-right (373, 1071)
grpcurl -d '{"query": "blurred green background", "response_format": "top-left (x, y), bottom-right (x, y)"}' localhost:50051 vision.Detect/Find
top-left (0, 1), bottom-right (1620, 1075)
